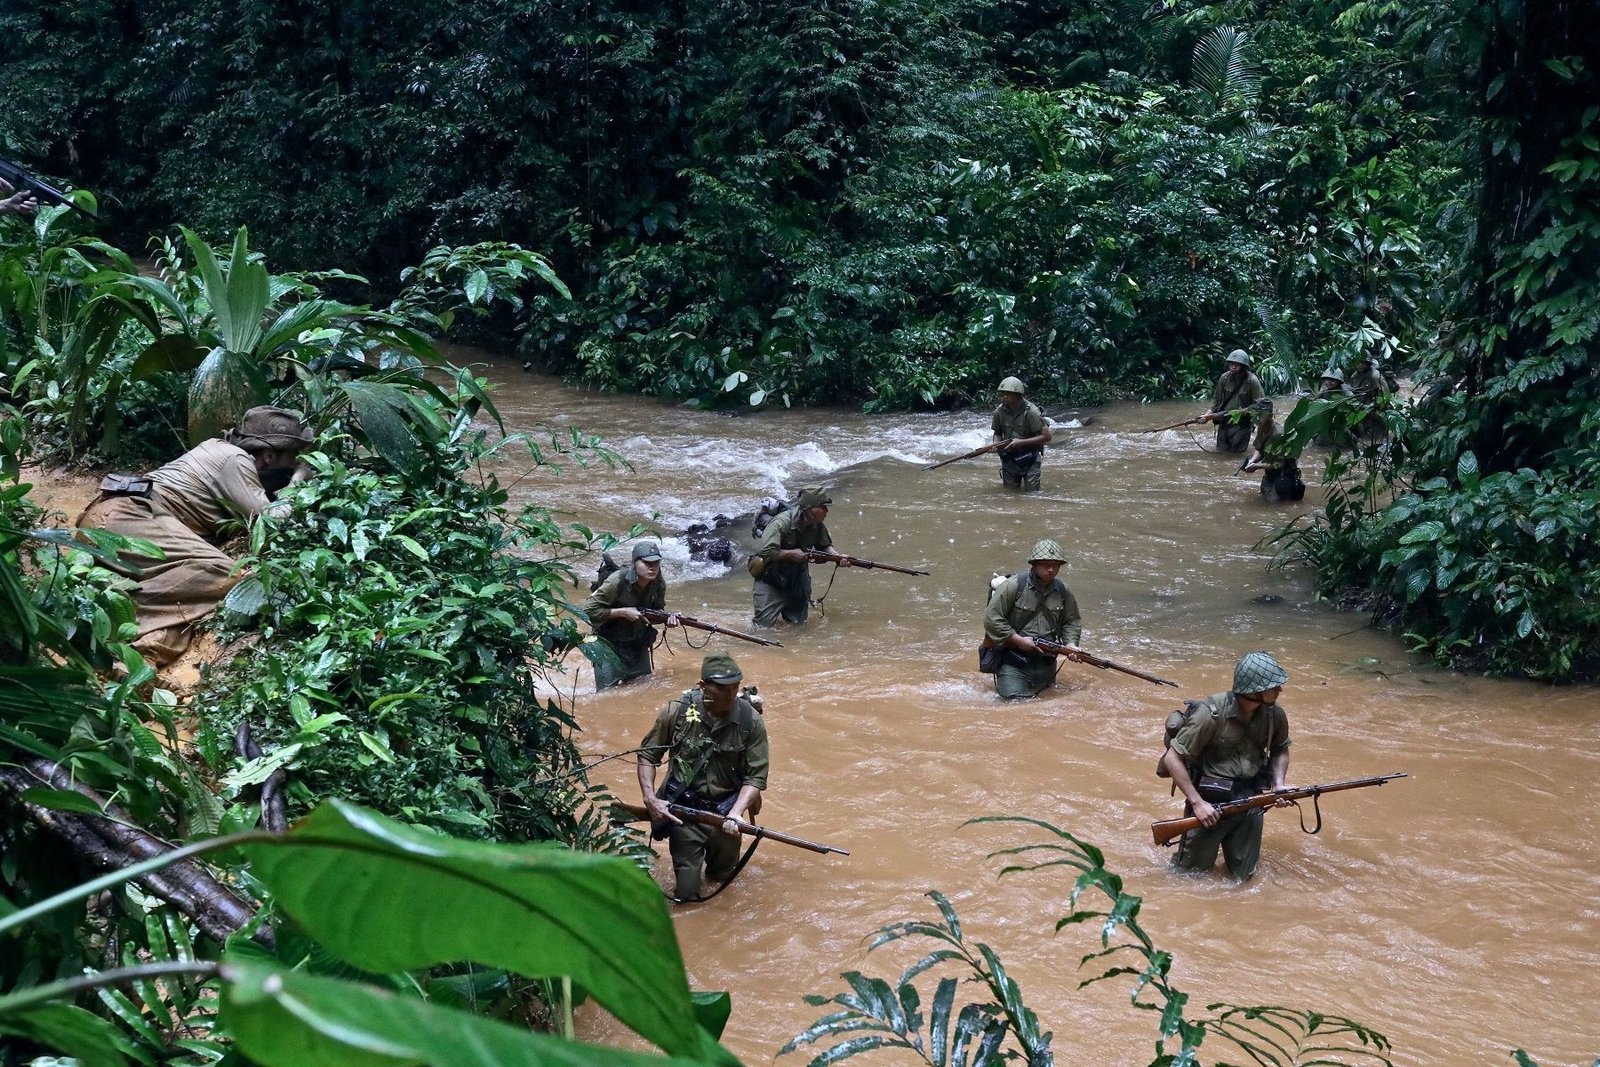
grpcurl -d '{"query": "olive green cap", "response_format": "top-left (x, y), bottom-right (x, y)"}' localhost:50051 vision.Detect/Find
top-left (232, 406), bottom-right (313, 451)
top-left (796, 486), bottom-right (832, 509)
top-left (631, 540), bottom-right (662, 562)
top-left (998, 376), bottom-right (1026, 394)
top-left (701, 650), bottom-right (743, 684)
top-left (1233, 651), bottom-right (1289, 694)
top-left (1224, 349), bottom-right (1253, 369)
top-left (1027, 538), bottom-right (1067, 564)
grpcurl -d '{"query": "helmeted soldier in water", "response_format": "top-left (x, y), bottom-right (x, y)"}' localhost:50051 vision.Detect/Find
top-left (982, 539), bottom-right (1083, 699)
top-left (1199, 350), bottom-right (1265, 453)
top-left (637, 651), bottom-right (768, 902)
top-left (1159, 651), bottom-right (1295, 880)
top-left (1241, 398), bottom-right (1306, 503)
top-left (583, 540), bottom-right (680, 689)
top-left (749, 486), bottom-right (850, 627)
top-left (990, 377), bottom-right (1053, 491)
top-left (77, 406), bottom-right (314, 665)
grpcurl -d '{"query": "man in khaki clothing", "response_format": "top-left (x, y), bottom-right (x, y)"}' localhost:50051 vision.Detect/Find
top-left (749, 487), bottom-right (849, 628)
top-left (78, 406), bottom-right (313, 665)
top-left (1199, 349), bottom-right (1265, 453)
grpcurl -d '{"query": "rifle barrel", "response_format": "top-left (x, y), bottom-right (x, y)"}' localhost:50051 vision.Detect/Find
top-left (1150, 773), bottom-right (1408, 847)
top-left (923, 444), bottom-right (993, 471)
top-left (1036, 642), bottom-right (1179, 687)
top-left (609, 800), bottom-right (849, 856)
top-left (640, 609), bottom-right (782, 647)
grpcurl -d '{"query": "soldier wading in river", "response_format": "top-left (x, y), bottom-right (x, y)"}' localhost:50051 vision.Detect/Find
top-left (748, 486), bottom-right (850, 627)
top-left (1198, 349), bottom-right (1265, 454)
top-left (990, 376), bottom-right (1053, 491)
top-left (637, 652), bottom-right (768, 902)
top-left (582, 540), bottom-right (679, 689)
top-left (1159, 651), bottom-right (1295, 880)
top-left (981, 539), bottom-right (1084, 699)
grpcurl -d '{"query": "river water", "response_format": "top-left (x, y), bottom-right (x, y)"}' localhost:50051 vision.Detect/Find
top-left (485, 359), bottom-right (1599, 1066)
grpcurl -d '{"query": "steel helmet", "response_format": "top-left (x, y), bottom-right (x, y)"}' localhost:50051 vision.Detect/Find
top-left (1027, 538), bottom-right (1067, 564)
top-left (998, 376), bottom-right (1026, 394)
top-left (1320, 368), bottom-right (1345, 384)
top-left (1224, 349), bottom-right (1253, 369)
top-left (1233, 651), bottom-right (1289, 694)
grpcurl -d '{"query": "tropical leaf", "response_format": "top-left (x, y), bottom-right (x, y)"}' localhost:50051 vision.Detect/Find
top-left (187, 345), bottom-right (268, 445)
top-left (1190, 26), bottom-right (1261, 117)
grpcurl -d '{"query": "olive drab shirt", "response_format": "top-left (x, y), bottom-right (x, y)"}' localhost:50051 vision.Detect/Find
top-left (640, 690), bottom-right (769, 799)
top-left (1169, 691), bottom-right (1291, 781)
top-left (991, 400), bottom-right (1046, 447)
top-left (984, 571), bottom-right (1082, 647)
top-left (1349, 365), bottom-right (1387, 402)
top-left (583, 568), bottom-right (667, 644)
top-left (1208, 371), bottom-right (1265, 416)
top-left (1249, 417), bottom-right (1299, 471)
top-left (754, 508), bottom-right (832, 587)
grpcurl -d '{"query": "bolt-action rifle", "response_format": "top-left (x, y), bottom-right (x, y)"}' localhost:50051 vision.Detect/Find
top-left (1031, 638), bottom-right (1179, 687)
top-left (0, 157), bottom-right (97, 219)
top-left (637, 607), bottom-right (783, 648)
top-left (1142, 415), bottom-right (1210, 434)
top-left (610, 800), bottom-right (849, 855)
top-left (803, 549), bottom-right (929, 576)
top-left (924, 442), bottom-right (1001, 471)
top-left (1150, 772), bottom-right (1408, 847)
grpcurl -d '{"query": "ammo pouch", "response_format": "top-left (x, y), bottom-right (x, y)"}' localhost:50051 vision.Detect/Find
top-left (99, 474), bottom-right (152, 498)
top-left (977, 642), bottom-right (1003, 674)
top-left (1000, 449), bottom-right (1040, 471)
top-left (1195, 771), bottom-right (1266, 803)
top-left (651, 776), bottom-right (738, 840)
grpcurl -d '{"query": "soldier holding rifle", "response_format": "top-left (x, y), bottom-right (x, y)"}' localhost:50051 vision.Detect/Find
top-left (991, 377), bottom-right (1053, 491)
top-left (638, 652), bottom-right (768, 902)
top-left (1197, 349), bottom-right (1265, 453)
top-left (583, 540), bottom-right (679, 689)
top-left (1158, 651), bottom-right (1294, 880)
top-left (749, 486), bottom-right (850, 627)
top-left (981, 539), bottom-right (1083, 699)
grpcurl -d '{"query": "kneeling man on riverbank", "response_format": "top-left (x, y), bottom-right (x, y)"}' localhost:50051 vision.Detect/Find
top-left (1159, 652), bottom-right (1294, 880)
top-left (78, 406), bottom-right (313, 665)
top-left (637, 652), bottom-right (768, 902)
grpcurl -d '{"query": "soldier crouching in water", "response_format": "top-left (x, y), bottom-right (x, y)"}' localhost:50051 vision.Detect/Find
top-left (981, 539), bottom-right (1083, 699)
top-left (1159, 652), bottom-right (1294, 881)
top-left (77, 406), bottom-right (314, 666)
top-left (582, 540), bottom-right (679, 689)
top-left (637, 652), bottom-right (767, 902)
top-left (1240, 398), bottom-right (1306, 503)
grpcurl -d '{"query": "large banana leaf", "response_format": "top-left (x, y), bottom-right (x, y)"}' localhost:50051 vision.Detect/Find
top-left (221, 959), bottom-right (724, 1067)
top-left (187, 344), bottom-right (268, 444)
top-left (241, 801), bottom-right (729, 1063)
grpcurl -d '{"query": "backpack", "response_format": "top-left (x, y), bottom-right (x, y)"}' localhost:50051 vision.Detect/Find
top-left (1156, 699), bottom-right (1214, 779)
top-left (590, 551), bottom-right (620, 592)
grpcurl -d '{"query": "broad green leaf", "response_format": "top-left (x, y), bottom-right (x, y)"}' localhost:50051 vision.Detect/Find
top-left (1397, 520), bottom-right (1446, 546)
top-left (220, 959), bottom-right (721, 1067)
top-left (241, 801), bottom-right (715, 1060)
top-left (20, 787), bottom-right (103, 816)
top-left (188, 346), bottom-right (269, 445)
top-left (0, 1003), bottom-right (143, 1067)
top-left (690, 991), bottom-right (732, 1041)
top-left (1456, 450), bottom-right (1480, 489)
top-left (130, 333), bottom-right (208, 379)
top-left (465, 269), bottom-right (490, 305)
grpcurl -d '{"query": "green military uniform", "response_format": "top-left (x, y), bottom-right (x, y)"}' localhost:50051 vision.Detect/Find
top-left (1169, 690), bottom-right (1291, 879)
top-left (583, 567), bottom-right (667, 688)
top-left (1248, 403), bottom-right (1304, 503)
top-left (983, 568), bottom-right (1082, 699)
top-left (639, 686), bottom-right (769, 900)
top-left (1208, 352), bottom-right (1265, 454)
top-left (1314, 371), bottom-right (1351, 448)
top-left (991, 400), bottom-right (1047, 491)
top-left (751, 504), bottom-right (832, 627)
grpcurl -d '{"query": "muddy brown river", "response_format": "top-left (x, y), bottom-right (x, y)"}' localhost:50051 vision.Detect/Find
top-left (483, 357), bottom-right (1598, 1066)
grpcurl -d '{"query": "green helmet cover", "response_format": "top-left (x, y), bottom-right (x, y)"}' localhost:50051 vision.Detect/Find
top-left (1233, 651), bottom-right (1289, 694)
top-left (1028, 538), bottom-right (1067, 564)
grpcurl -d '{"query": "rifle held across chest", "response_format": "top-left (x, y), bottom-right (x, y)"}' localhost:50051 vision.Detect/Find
top-left (803, 549), bottom-right (929, 576)
top-left (1150, 773), bottom-right (1408, 847)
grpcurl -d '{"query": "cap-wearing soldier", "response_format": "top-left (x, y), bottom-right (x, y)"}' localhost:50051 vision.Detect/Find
top-left (990, 377), bottom-right (1053, 491)
top-left (749, 486), bottom-right (850, 628)
top-left (76, 406), bottom-right (315, 665)
top-left (1159, 652), bottom-right (1294, 880)
top-left (637, 652), bottom-right (769, 902)
top-left (583, 540), bottom-right (681, 689)
top-left (982, 539), bottom-right (1083, 699)
top-left (1199, 349), bottom-right (1266, 454)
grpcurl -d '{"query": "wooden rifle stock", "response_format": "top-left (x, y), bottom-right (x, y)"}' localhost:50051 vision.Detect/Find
top-left (804, 550), bottom-right (930, 576)
top-left (924, 442), bottom-right (999, 471)
top-left (610, 800), bottom-right (849, 856)
top-left (1150, 773), bottom-right (1408, 847)
top-left (1034, 640), bottom-right (1179, 687)
top-left (1142, 415), bottom-right (1209, 434)
top-left (637, 608), bottom-right (782, 647)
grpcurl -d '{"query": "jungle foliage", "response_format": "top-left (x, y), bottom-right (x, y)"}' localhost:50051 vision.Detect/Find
top-left (0, 0), bottom-right (1452, 410)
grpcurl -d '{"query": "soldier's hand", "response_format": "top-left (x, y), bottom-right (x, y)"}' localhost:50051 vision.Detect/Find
top-left (719, 816), bottom-right (741, 838)
top-left (1014, 636), bottom-right (1040, 655)
top-left (664, 613), bottom-right (680, 628)
top-left (1193, 799), bottom-right (1221, 827)
top-left (1058, 644), bottom-right (1086, 663)
top-left (615, 607), bottom-right (642, 623)
top-left (645, 796), bottom-right (680, 825)
top-left (1270, 788), bottom-right (1295, 808)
